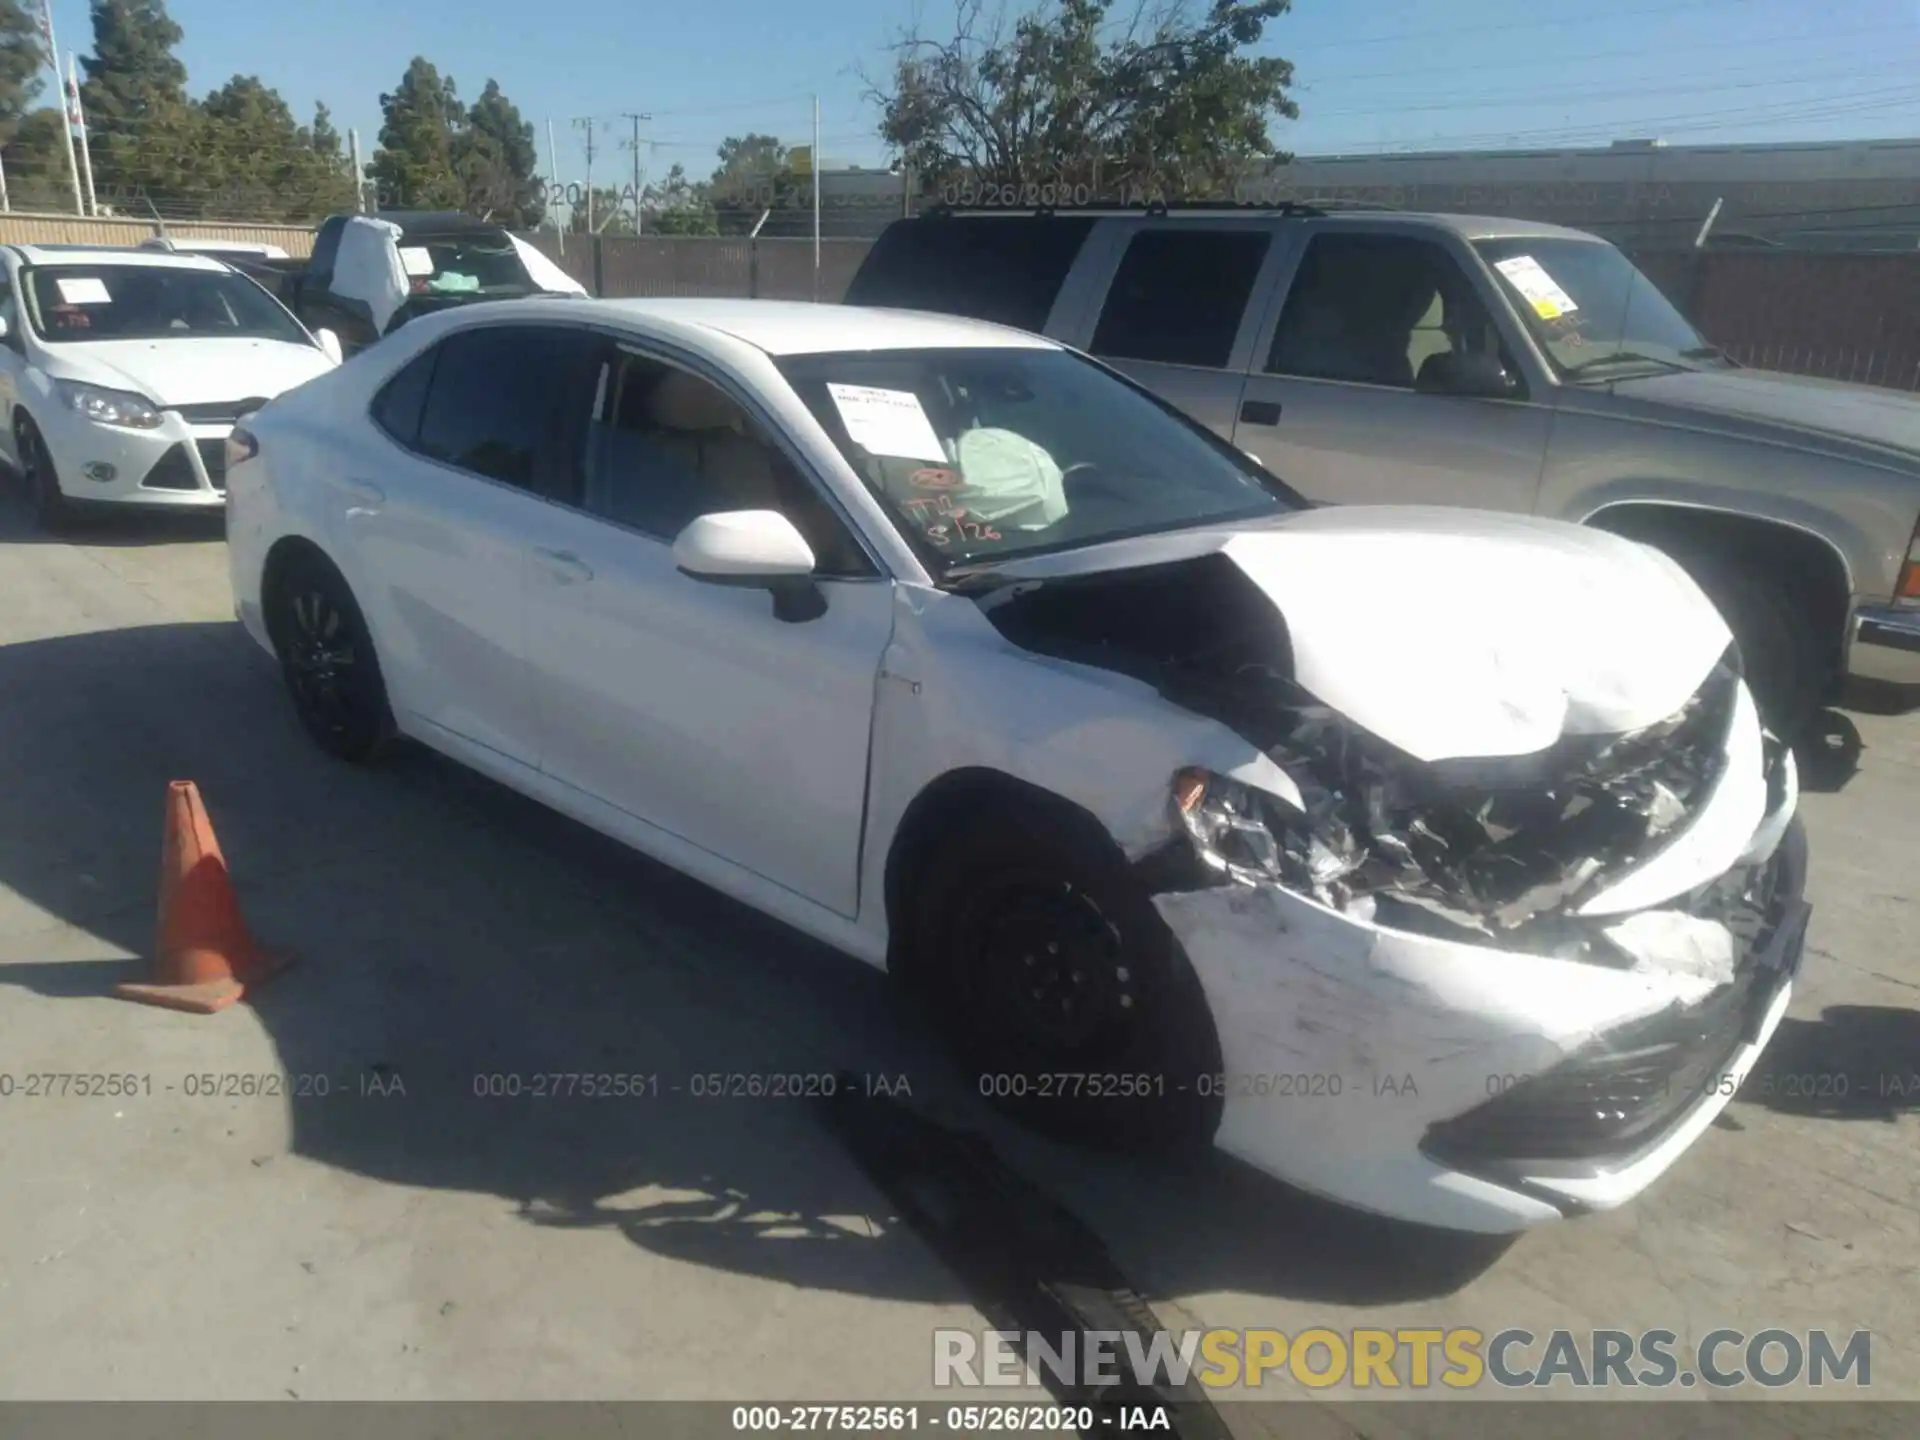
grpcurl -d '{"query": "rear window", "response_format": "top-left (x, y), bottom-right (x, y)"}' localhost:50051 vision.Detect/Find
top-left (844, 217), bottom-right (1093, 333)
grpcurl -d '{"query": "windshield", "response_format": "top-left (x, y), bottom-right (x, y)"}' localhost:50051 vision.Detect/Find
top-left (24, 264), bottom-right (311, 346)
top-left (1473, 237), bottom-right (1725, 379)
top-left (777, 347), bottom-right (1300, 571)
top-left (400, 233), bottom-right (536, 299)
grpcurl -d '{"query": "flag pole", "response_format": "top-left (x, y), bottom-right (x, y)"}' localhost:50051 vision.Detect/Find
top-left (38, 2), bottom-right (84, 215)
top-left (67, 52), bottom-right (96, 216)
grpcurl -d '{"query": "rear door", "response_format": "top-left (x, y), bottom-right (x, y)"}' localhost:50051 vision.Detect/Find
top-left (341, 321), bottom-right (602, 766)
top-left (1234, 224), bottom-right (1553, 510)
top-left (1063, 221), bottom-right (1287, 441)
top-left (843, 215), bottom-right (1095, 334)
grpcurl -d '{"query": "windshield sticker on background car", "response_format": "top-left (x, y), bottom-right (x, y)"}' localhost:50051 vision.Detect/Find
top-left (1494, 255), bottom-right (1580, 320)
top-left (398, 246), bottom-right (435, 277)
top-left (826, 383), bottom-right (948, 463)
top-left (54, 277), bottom-right (112, 305)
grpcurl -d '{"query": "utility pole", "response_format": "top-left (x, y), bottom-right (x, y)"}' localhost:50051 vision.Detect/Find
top-left (547, 118), bottom-right (564, 256)
top-left (349, 128), bottom-right (366, 212)
top-left (574, 117), bottom-right (599, 235)
top-left (37, 1), bottom-right (83, 215)
top-left (620, 111), bottom-right (651, 234)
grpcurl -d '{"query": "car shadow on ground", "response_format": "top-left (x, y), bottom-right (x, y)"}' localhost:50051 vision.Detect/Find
top-left (0, 619), bottom-right (1512, 1317)
top-left (1795, 708), bottom-right (1864, 793)
top-left (1730, 1004), bottom-right (1920, 1122)
top-left (0, 471), bottom-right (228, 546)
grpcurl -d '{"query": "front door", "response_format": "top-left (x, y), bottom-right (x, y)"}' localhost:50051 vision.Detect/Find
top-left (518, 341), bottom-right (895, 917)
top-left (1235, 227), bottom-right (1553, 511)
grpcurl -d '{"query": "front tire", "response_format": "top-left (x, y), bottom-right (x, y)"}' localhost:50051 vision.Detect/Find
top-left (1672, 547), bottom-right (1824, 740)
top-left (907, 803), bottom-right (1224, 1153)
top-left (268, 552), bottom-right (395, 762)
top-left (14, 414), bottom-right (73, 532)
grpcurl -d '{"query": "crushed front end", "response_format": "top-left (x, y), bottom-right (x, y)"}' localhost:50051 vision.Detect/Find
top-left (1141, 649), bottom-right (1807, 1233)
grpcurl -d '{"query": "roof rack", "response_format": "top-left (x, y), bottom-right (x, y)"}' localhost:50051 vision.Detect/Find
top-left (919, 199), bottom-right (1328, 219)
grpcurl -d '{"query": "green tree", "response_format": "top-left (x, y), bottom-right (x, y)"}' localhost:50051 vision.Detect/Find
top-left (643, 162), bottom-right (717, 235)
top-left (4, 108), bottom-right (76, 211)
top-left (78, 0), bottom-right (197, 214)
top-left (708, 132), bottom-right (804, 234)
top-left (460, 79), bottom-right (540, 226)
top-left (0, 0), bottom-right (44, 130)
top-left (565, 183), bottom-right (634, 235)
top-left (197, 74), bottom-right (353, 221)
top-left (311, 100), bottom-right (340, 159)
top-left (0, 2), bottom-right (55, 209)
top-left (367, 56), bottom-right (463, 211)
top-left (872, 0), bottom-right (1297, 202)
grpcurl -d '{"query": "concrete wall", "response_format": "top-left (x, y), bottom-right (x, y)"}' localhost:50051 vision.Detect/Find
top-left (0, 211), bottom-right (316, 255)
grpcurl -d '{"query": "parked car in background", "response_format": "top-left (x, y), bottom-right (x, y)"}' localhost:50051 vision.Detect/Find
top-left (226, 297), bottom-right (1806, 1233)
top-left (846, 206), bottom-right (1920, 737)
top-left (235, 210), bottom-right (586, 358)
top-left (0, 244), bottom-right (338, 529)
top-left (138, 236), bottom-right (294, 261)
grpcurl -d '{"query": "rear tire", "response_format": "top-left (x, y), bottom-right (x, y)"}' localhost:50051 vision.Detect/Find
top-left (267, 551), bottom-right (395, 763)
top-left (907, 802), bottom-right (1224, 1154)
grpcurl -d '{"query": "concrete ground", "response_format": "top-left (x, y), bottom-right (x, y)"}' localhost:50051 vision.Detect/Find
top-left (0, 495), bottom-right (1915, 1431)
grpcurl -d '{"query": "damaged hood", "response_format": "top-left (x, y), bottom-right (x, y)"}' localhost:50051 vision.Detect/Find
top-left (978, 506), bottom-right (1732, 763)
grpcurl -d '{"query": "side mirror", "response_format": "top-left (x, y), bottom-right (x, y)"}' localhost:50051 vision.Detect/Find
top-left (673, 510), bottom-right (824, 623)
top-left (1415, 351), bottom-right (1520, 399)
top-left (315, 328), bottom-right (343, 364)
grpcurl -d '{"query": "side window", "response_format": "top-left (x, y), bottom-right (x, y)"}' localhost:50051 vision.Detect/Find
top-left (1266, 233), bottom-right (1508, 389)
top-left (578, 350), bottom-right (872, 577)
top-left (308, 216), bottom-right (346, 285)
top-left (844, 217), bottom-right (1093, 333)
top-left (1089, 228), bottom-right (1271, 370)
top-left (369, 344), bottom-right (437, 448)
top-left (414, 325), bottom-right (600, 499)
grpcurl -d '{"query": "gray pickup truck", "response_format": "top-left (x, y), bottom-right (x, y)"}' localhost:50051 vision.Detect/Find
top-left (846, 205), bottom-right (1920, 737)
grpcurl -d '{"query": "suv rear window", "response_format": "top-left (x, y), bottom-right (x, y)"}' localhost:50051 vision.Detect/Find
top-left (844, 216), bottom-right (1094, 333)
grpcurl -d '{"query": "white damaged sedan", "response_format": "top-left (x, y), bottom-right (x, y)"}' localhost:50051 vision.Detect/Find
top-left (226, 298), bottom-right (1806, 1234)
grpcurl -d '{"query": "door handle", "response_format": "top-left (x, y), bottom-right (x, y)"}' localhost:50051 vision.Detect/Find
top-left (533, 547), bottom-right (594, 583)
top-left (1239, 399), bottom-right (1283, 427)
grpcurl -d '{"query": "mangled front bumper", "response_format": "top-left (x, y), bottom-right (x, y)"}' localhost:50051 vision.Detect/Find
top-left (1150, 681), bottom-right (1807, 1234)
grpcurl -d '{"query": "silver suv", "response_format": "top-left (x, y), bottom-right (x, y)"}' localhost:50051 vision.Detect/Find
top-left (847, 205), bottom-right (1920, 736)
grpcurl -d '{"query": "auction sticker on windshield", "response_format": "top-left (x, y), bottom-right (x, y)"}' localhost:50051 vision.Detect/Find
top-left (827, 383), bottom-right (948, 463)
top-left (1494, 254), bottom-right (1579, 320)
top-left (398, 246), bottom-right (435, 277)
top-left (55, 277), bottom-right (112, 305)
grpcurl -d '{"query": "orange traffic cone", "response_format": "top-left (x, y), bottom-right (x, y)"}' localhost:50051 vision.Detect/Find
top-left (114, 781), bottom-right (293, 1014)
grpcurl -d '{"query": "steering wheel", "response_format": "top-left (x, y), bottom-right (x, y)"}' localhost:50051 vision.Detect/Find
top-left (1059, 461), bottom-right (1104, 487)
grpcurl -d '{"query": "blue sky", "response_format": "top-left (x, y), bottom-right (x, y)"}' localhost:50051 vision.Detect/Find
top-left (44, 0), bottom-right (1920, 187)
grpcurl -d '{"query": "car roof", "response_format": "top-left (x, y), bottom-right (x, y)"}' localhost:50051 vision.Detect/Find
top-left (372, 210), bottom-right (509, 238)
top-left (7, 243), bottom-right (229, 271)
top-left (592, 298), bottom-right (1061, 356)
top-left (904, 207), bottom-right (1603, 243)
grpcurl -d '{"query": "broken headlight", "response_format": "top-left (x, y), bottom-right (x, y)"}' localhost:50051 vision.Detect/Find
top-left (1170, 766), bottom-right (1366, 900)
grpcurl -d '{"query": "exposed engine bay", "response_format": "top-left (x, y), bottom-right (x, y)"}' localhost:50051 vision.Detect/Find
top-left (969, 549), bottom-right (1782, 982)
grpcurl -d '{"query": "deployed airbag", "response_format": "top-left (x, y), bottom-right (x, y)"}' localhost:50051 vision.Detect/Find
top-left (331, 216), bottom-right (409, 336)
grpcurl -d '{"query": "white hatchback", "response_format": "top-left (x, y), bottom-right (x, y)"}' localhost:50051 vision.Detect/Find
top-left (0, 244), bottom-right (337, 528)
top-left (226, 297), bottom-right (1808, 1234)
